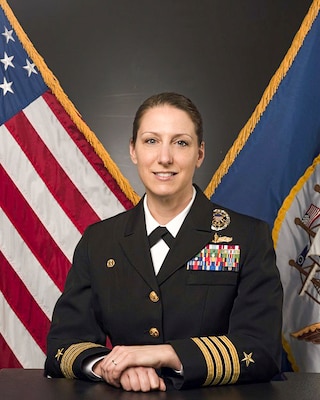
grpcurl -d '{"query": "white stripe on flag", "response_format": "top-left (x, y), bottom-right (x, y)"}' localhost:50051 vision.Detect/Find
top-left (0, 210), bottom-right (61, 319)
top-left (0, 292), bottom-right (46, 368)
top-left (0, 124), bottom-right (81, 261)
top-left (24, 96), bottom-right (126, 219)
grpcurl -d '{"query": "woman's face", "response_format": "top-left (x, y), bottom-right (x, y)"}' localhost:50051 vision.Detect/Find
top-left (130, 105), bottom-right (205, 202)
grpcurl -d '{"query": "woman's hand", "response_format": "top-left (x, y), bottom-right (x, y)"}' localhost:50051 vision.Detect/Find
top-left (119, 366), bottom-right (166, 392)
top-left (94, 344), bottom-right (181, 391)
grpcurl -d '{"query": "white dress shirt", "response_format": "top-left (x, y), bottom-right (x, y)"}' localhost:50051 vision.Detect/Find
top-left (144, 187), bottom-right (196, 275)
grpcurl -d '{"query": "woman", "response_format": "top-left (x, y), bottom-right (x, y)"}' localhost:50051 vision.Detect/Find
top-left (45, 92), bottom-right (283, 392)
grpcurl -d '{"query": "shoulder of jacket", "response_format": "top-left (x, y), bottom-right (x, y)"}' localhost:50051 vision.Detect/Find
top-left (84, 201), bottom-right (142, 234)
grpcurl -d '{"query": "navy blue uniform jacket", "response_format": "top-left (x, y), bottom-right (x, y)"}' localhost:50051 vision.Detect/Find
top-left (45, 187), bottom-right (283, 389)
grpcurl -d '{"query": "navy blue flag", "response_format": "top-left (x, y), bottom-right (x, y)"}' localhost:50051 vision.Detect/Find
top-left (205, 1), bottom-right (320, 227)
top-left (205, 0), bottom-right (320, 372)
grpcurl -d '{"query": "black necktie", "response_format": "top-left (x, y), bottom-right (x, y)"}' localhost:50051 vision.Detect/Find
top-left (148, 226), bottom-right (174, 248)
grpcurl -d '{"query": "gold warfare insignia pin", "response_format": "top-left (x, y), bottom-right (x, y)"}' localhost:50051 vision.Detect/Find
top-left (212, 233), bottom-right (233, 244)
top-left (211, 209), bottom-right (230, 231)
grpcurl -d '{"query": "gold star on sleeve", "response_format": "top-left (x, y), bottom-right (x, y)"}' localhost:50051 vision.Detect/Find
top-left (241, 352), bottom-right (255, 367)
top-left (55, 348), bottom-right (64, 362)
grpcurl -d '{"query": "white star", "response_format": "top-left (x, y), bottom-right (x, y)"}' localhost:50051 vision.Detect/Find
top-left (0, 77), bottom-right (14, 95)
top-left (23, 59), bottom-right (38, 77)
top-left (2, 26), bottom-right (15, 43)
top-left (1, 52), bottom-right (14, 70)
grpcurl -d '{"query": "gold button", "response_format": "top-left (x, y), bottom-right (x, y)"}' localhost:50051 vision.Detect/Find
top-left (106, 259), bottom-right (115, 268)
top-left (149, 291), bottom-right (159, 302)
top-left (149, 327), bottom-right (160, 338)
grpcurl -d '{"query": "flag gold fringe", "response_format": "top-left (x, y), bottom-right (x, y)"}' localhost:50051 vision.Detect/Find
top-left (0, 0), bottom-right (140, 206)
top-left (282, 335), bottom-right (299, 373)
top-left (204, 0), bottom-right (320, 198)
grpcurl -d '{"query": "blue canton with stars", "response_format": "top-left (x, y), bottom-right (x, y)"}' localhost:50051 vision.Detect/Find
top-left (0, 8), bottom-right (47, 125)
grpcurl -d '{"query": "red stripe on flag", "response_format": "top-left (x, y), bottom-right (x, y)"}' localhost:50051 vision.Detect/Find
top-left (5, 110), bottom-right (101, 234)
top-left (0, 166), bottom-right (70, 290)
top-left (43, 90), bottom-right (134, 210)
top-left (0, 252), bottom-right (50, 353)
top-left (0, 333), bottom-right (22, 369)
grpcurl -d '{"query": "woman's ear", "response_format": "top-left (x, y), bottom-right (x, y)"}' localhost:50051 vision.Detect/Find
top-left (196, 141), bottom-right (205, 168)
top-left (129, 139), bottom-right (137, 164)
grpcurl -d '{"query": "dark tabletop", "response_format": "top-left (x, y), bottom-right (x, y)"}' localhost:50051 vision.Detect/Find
top-left (1, 369), bottom-right (320, 400)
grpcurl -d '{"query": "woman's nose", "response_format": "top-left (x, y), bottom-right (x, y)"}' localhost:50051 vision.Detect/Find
top-left (158, 143), bottom-right (173, 165)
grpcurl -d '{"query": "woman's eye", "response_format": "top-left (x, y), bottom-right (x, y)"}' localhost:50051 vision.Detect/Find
top-left (176, 140), bottom-right (188, 147)
top-left (145, 138), bottom-right (156, 144)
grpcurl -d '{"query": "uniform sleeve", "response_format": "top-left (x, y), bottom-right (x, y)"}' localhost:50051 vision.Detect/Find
top-left (44, 227), bottom-right (110, 380)
top-left (166, 219), bottom-right (283, 389)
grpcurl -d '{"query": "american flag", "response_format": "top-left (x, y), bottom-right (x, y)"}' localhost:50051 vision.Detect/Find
top-left (0, 2), bottom-right (137, 368)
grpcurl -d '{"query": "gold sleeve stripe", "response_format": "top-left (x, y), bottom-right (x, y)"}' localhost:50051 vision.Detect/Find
top-left (208, 337), bottom-right (232, 385)
top-left (219, 336), bottom-right (240, 383)
top-left (191, 337), bottom-right (215, 386)
top-left (192, 336), bottom-right (240, 386)
top-left (201, 337), bottom-right (223, 385)
top-left (208, 336), bottom-right (231, 385)
top-left (60, 342), bottom-right (104, 379)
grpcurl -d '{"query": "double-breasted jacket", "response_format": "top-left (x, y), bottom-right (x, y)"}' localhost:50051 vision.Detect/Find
top-left (45, 187), bottom-right (283, 389)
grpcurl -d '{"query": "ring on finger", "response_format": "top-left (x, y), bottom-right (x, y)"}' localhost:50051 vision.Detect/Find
top-left (112, 359), bottom-right (117, 366)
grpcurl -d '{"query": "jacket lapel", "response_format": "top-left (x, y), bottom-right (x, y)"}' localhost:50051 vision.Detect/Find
top-left (119, 188), bottom-right (218, 287)
top-left (119, 199), bottom-right (159, 289)
top-left (157, 188), bottom-right (215, 285)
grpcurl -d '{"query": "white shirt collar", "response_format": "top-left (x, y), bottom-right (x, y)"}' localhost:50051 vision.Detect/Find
top-left (144, 187), bottom-right (196, 237)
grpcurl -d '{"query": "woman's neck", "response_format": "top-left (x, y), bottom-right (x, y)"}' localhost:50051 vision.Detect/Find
top-left (146, 188), bottom-right (194, 225)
